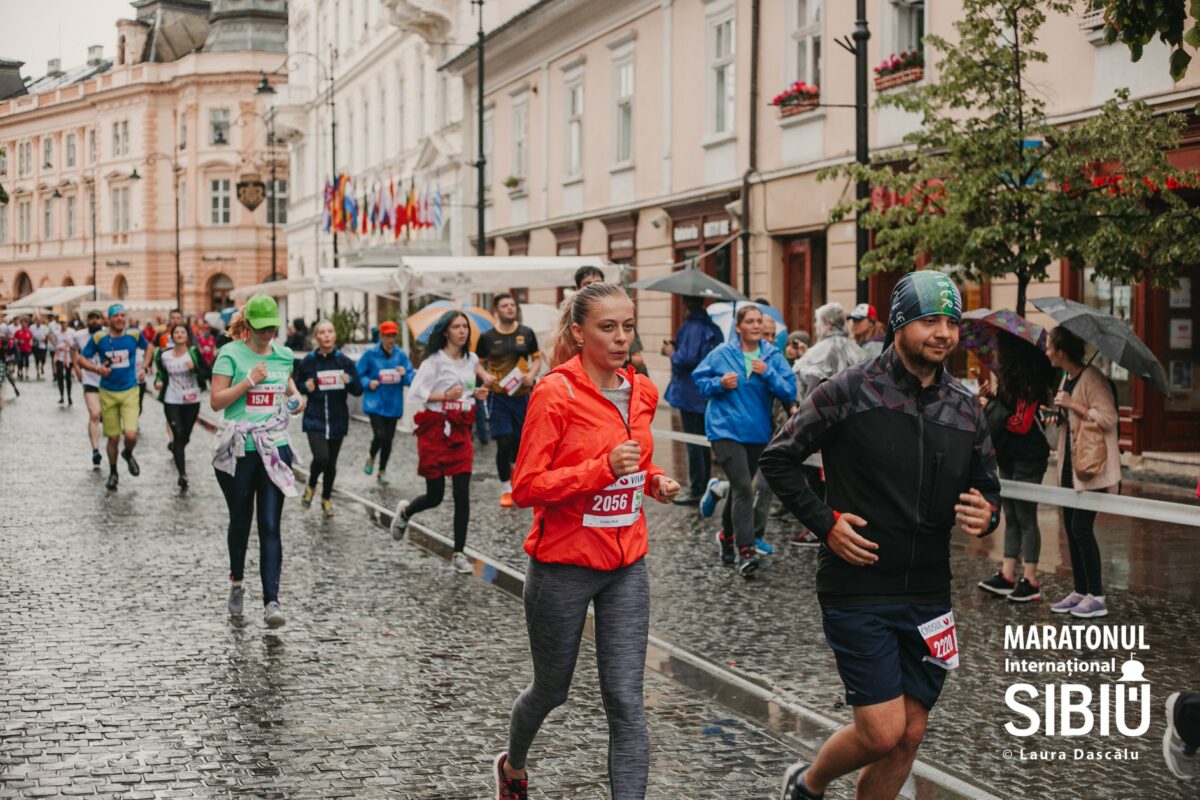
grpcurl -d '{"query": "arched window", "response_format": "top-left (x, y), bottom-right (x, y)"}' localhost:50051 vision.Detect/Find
top-left (62, 275), bottom-right (75, 286)
top-left (112, 274), bottom-right (128, 299)
top-left (15, 272), bottom-right (33, 299)
top-left (208, 273), bottom-right (234, 311)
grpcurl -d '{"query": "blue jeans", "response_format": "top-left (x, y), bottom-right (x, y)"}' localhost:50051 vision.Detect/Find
top-left (216, 445), bottom-right (293, 605)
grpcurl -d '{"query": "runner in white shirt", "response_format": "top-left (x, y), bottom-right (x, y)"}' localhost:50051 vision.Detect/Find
top-left (50, 318), bottom-right (75, 405)
top-left (154, 322), bottom-right (207, 492)
top-left (76, 311), bottom-right (106, 468)
top-left (30, 316), bottom-right (50, 380)
top-left (390, 311), bottom-right (493, 574)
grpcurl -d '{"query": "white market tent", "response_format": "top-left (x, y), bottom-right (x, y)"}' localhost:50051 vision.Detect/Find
top-left (78, 298), bottom-right (177, 319)
top-left (4, 285), bottom-right (100, 317)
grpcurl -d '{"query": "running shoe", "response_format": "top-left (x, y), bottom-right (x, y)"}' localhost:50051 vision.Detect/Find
top-left (738, 547), bottom-right (760, 580)
top-left (390, 500), bottom-right (410, 541)
top-left (1050, 592), bottom-right (1085, 614)
top-left (451, 552), bottom-right (472, 574)
top-left (322, 498), bottom-right (335, 519)
top-left (781, 763), bottom-right (823, 799)
top-left (716, 529), bottom-right (736, 565)
top-left (363, 456), bottom-right (374, 476)
top-left (121, 449), bottom-right (140, 477)
top-left (263, 601), bottom-right (286, 628)
top-left (699, 478), bottom-right (723, 518)
top-left (105, 471), bottom-right (118, 492)
top-left (789, 530), bottom-right (821, 547)
top-left (58, 397), bottom-right (64, 405)
top-left (1069, 595), bottom-right (1108, 618)
top-left (377, 471), bottom-right (389, 486)
top-left (755, 538), bottom-right (775, 556)
top-left (1164, 692), bottom-right (1197, 780)
top-left (228, 582), bottom-right (244, 617)
top-left (301, 486), bottom-right (314, 509)
top-left (978, 572), bottom-right (1016, 597)
top-left (178, 475), bottom-right (189, 494)
top-left (500, 492), bottom-right (514, 508)
top-left (91, 449), bottom-right (102, 470)
top-left (493, 752), bottom-right (529, 800)
top-left (1007, 578), bottom-right (1042, 603)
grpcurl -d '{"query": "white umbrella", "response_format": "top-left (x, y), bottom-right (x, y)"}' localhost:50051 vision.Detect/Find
top-left (707, 301), bottom-right (788, 344)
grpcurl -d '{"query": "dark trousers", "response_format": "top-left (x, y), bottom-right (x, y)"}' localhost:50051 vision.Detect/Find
top-left (406, 473), bottom-right (471, 551)
top-left (1061, 506), bottom-right (1103, 595)
top-left (54, 361), bottom-right (73, 402)
top-left (215, 446), bottom-right (292, 605)
top-left (679, 410), bottom-right (710, 497)
top-left (712, 439), bottom-right (767, 551)
top-left (368, 414), bottom-right (399, 471)
top-left (163, 402), bottom-right (200, 476)
top-left (307, 433), bottom-right (344, 500)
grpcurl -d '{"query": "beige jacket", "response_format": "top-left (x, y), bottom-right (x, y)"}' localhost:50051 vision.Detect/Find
top-left (1055, 365), bottom-right (1121, 493)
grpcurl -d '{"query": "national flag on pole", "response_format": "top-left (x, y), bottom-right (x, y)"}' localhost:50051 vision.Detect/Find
top-left (433, 179), bottom-right (443, 229)
top-left (406, 182), bottom-right (418, 238)
top-left (361, 190), bottom-right (368, 235)
top-left (322, 179), bottom-right (333, 232)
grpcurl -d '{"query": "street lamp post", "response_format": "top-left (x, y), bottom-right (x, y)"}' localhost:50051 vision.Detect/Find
top-left (129, 147), bottom-right (182, 309)
top-left (473, 0), bottom-right (486, 258)
top-left (853, 0), bottom-right (870, 304)
top-left (270, 50), bottom-right (337, 310)
top-left (256, 73), bottom-right (279, 284)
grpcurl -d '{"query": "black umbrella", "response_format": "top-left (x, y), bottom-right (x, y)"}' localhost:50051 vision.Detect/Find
top-left (1032, 296), bottom-right (1169, 395)
top-left (629, 267), bottom-right (750, 302)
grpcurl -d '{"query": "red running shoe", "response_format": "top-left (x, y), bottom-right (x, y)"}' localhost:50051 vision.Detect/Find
top-left (494, 752), bottom-right (528, 800)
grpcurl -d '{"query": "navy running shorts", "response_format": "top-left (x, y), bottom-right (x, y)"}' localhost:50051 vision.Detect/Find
top-left (821, 602), bottom-right (952, 710)
top-left (488, 392), bottom-right (529, 439)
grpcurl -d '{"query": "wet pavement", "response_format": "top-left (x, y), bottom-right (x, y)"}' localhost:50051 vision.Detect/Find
top-left (3, 379), bottom-right (1198, 799)
top-left (0, 383), bottom-right (815, 799)
top-left (292, 405), bottom-right (1200, 800)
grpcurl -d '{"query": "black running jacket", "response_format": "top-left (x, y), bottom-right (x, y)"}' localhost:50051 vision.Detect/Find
top-left (760, 347), bottom-right (1001, 607)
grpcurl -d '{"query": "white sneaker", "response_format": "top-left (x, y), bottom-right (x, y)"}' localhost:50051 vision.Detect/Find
top-left (390, 500), bottom-right (410, 541)
top-left (451, 552), bottom-right (472, 574)
top-left (263, 601), bottom-right (286, 628)
top-left (1164, 692), bottom-right (1197, 780)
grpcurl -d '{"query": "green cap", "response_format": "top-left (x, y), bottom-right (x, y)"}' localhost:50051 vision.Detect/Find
top-left (243, 294), bottom-right (282, 330)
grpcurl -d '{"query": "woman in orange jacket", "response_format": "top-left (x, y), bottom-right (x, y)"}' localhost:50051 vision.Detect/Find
top-left (492, 281), bottom-right (680, 800)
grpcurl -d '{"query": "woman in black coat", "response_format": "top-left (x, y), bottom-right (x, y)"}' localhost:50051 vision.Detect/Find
top-left (296, 320), bottom-right (362, 517)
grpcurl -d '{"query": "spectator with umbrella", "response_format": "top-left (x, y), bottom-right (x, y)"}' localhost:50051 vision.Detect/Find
top-left (961, 310), bottom-right (1057, 603)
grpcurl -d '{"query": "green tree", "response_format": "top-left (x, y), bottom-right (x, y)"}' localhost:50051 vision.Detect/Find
top-left (822, 0), bottom-right (1200, 317)
top-left (1099, 1), bottom-right (1198, 80)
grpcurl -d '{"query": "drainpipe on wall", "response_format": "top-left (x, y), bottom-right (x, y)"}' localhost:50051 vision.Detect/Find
top-left (740, 0), bottom-right (760, 299)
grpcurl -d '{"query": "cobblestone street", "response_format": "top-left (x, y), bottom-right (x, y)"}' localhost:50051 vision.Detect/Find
top-left (0, 383), bottom-right (809, 799)
top-left (2, 381), bottom-right (1199, 799)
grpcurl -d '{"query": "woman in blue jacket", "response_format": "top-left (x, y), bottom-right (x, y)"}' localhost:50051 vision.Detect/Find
top-left (693, 305), bottom-right (796, 578)
top-left (296, 320), bottom-right (363, 517)
top-left (357, 320), bottom-right (414, 485)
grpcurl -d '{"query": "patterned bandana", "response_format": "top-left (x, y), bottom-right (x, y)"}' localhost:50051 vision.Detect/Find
top-left (884, 271), bottom-right (963, 348)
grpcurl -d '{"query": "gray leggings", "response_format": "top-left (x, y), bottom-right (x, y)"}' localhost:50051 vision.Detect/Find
top-left (508, 558), bottom-right (650, 799)
top-left (1000, 460), bottom-right (1046, 563)
top-left (712, 439), bottom-right (767, 550)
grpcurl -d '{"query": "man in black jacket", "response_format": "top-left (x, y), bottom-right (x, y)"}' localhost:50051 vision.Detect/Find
top-left (764, 270), bottom-right (1001, 800)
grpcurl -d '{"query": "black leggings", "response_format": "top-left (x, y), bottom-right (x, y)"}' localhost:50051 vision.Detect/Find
top-left (1061, 506), bottom-right (1103, 596)
top-left (163, 402), bottom-right (200, 476)
top-left (368, 414), bottom-right (399, 471)
top-left (307, 433), bottom-right (344, 500)
top-left (54, 361), bottom-right (73, 401)
top-left (495, 434), bottom-right (519, 483)
top-left (216, 446), bottom-right (291, 605)
top-left (406, 473), bottom-right (471, 551)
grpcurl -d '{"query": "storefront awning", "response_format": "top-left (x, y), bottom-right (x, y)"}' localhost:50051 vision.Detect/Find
top-left (397, 256), bottom-right (617, 297)
top-left (6, 285), bottom-right (98, 310)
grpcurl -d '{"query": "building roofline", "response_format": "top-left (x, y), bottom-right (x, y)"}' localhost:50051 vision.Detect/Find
top-left (440, 0), bottom-right (559, 73)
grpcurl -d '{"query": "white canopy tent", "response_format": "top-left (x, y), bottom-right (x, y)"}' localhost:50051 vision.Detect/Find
top-left (229, 276), bottom-right (314, 301)
top-left (396, 256), bottom-right (616, 299)
top-left (4, 285), bottom-right (100, 317)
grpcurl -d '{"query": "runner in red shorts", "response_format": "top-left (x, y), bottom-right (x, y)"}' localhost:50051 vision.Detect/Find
top-left (390, 310), bottom-right (493, 574)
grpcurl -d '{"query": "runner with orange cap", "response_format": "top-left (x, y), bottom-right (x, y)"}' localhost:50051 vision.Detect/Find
top-left (357, 320), bottom-right (414, 486)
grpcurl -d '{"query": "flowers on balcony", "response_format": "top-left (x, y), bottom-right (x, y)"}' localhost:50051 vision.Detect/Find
top-left (874, 50), bottom-right (924, 91)
top-left (772, 82), bottom-right (820, 118)
top-left (503, 175), bottom-right (525, 197)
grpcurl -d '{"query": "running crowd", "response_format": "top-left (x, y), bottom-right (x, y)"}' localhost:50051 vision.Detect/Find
top-left (1, 265), bottom-right (1195, 800)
